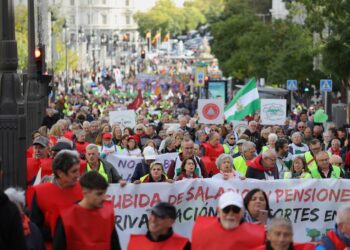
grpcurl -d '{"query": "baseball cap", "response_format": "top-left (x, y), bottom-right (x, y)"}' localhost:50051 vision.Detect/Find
top-left (33, 136), bottom-right (49, 147)
top-left (51, 142), bottom-right (73, 152)
top-left (147, 202), bottom-right (177, 220)
top-left (102, 133), bottom-right (112, 140)
top-left (143, 146), bottom-right (156, 160)
top-left (218, 191), bottom-right (243, 210)
top-left (236, 139), bottom-right (246, 145)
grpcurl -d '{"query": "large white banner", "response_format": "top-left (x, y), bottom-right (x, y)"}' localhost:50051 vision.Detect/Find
top-left (260, 99), bottom-right (287, 125)
top-left (107, 179), bottom-right (350, 250)
top-left (109, 110), bottom-right (136, 128)
top-left (106, 153), bottom-right (178, 181)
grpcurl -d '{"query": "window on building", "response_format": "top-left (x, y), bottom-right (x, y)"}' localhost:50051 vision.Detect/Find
top-left (125, 0), bottom-right (129, 6)
top-left (102, 0), bottom-right (107, 4)
top-left (70, 15), bottom-right (75, 25)
top-left (70, 0), bottom-right (74, 5)
top-left (126, 15), bottom-right (130, 25)
top-left (115, 15), bottom-right (118, 25)
top-left (102, 14), bottom-right (107, 25)
top-left (88, 0), bottom-right (92, 4)
top-left (87, 14), bottom-right (91, 25)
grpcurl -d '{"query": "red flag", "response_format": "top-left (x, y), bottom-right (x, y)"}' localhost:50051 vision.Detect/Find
top-left (127, 89), bottom-right (143, 110)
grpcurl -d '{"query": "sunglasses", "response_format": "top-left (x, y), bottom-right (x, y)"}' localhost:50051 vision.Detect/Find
top-left (222, 205), bottom-right (241, 214)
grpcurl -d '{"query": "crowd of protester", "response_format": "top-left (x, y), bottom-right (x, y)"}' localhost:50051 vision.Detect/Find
top-left (2, 85), bottom-right (350, 249)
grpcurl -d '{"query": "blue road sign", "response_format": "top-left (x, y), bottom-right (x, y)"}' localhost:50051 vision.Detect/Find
top-left (320, 79), bottom-right (332, 92)
top-left (287, 80), bottom-right (298, 91)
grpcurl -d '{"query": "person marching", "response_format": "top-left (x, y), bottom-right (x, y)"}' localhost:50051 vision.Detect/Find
top-left (128, 201), bottom-right (190, 250)
top-left (53, 171), bottom-right (121, 250)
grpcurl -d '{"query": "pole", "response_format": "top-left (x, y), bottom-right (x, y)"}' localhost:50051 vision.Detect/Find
top-left (65, 26), bottom-right (68, 94)
top-left (290, 90), bottom-right (293, 112)
top-left (325, 92), bottom-right (328, 115)
top-left (26, 0), bottom-right (41, 146)
top-left (0, 0), bottom-right (27, 189)
top-left (51, 15), bottom-right (56, 102)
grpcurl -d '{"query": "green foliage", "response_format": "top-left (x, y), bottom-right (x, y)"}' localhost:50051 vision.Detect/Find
top-left (15, 3), bottom-right (79, 73)
top-left (134, 0), bottom-right (206, 37)
top-left (221, 0), bottom-right (271, 20)
top-left (307, 228), bottom-right (321, 241)
top-left (294, 0), bottom-right (350, 87)
top-left (184, 0), bottom-right (225, 22)
top-left (211, 13), bottom-right (314, 85)
top-left (15, 4), bottom-right (28, 70)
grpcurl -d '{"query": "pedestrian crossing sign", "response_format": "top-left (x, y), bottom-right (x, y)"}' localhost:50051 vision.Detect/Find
top-left (287, 80), bottom-right (297, 91)
top-left (320, 79), bottom-right (332, 92)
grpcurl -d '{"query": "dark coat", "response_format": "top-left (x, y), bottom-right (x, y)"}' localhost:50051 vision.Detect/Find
top-left (0, 190), bottom-right (27, 250)
top-left (246, 155), bottom-right (279, 180)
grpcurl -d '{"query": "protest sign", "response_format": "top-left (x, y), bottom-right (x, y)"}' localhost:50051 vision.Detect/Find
top-left (109, 110), bottom-right (136, 128)
top-left (260, 99), bottom-right (286, 125)
top-left (107, 179), bottom-right (350, 250)
top-left (106, 153), bottom-right (178, 182)
top-left (198, 99), bottom-right (224, 125)
top-left (231, 120), bottom-right (248, 136)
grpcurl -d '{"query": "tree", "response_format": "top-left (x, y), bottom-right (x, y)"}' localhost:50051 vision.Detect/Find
top-left (134, 0), bottom-right (205, 38)
top-left (306, 228), bottom-right (321, 242)
top-left (15, 4), bottom-right (28, 70)
top-left (211, 12), bottom-right (314, 84)
top-left (184, 0), bottom-right (225, 23)
top-left (293, 0), bottom-right (350, 92)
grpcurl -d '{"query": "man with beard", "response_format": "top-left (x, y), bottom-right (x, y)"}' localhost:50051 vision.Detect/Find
top-left (128, 202), bottom-right (190, 249)
top-left (243, 121), bottom-right (262, 152)
top-left (192, 191), bottom-right (265, 249)
top-left (275, 139), bottom-right (293, 179)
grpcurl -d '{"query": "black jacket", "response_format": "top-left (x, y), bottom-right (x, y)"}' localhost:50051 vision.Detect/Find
top-left (0, 190), bottom-right (27, 250)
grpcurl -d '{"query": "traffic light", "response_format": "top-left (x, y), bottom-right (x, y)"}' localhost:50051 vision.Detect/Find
top-left (141, 50), bottom-right (146, 59)
top-left (34, 47), bottom-right (45, 76)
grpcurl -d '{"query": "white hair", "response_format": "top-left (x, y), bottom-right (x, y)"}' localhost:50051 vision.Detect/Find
top-left (242, 141), bottom-right (256, 152)
top-left (268, 133), bottom-right (278, 142)
top-left (5, 187), bottom-right (25, 208)
top-left (337, 204), bottom-right (350, 224)
top-left (291, 132), bottom-right (302, 140)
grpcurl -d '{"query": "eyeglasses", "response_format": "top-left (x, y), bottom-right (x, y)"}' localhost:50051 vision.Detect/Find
top-left (310, 147), bottom-right (321, 151)
top-left (334, 162), bottom-right (343, 166)
top-left (298, 126), bottom-right (305, 129)
top-left (318, 158), bottom-right (329, 162)
top-left (222, 205), bottom-right (241, 214)
top-left (229, 138), bottom-right (235, 140)
top-left (266, 157), bottom-right (277, 163)
top-left (136, 128), bottom-right (143, 131)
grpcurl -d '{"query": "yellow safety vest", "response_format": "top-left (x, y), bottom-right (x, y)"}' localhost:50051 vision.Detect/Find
top-left (87, 162), bottom-right (109, 183)
top-left (310, 165), bottom-right (341, 179)
top-left (233, 156), bottom-right (248, 176)
top-left (305, 151), bottom-right (331, 171)
top-left (283, 171), bottom-right (312, 179)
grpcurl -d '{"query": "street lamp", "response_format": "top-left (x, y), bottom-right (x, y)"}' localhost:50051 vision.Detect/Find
top-left (63, 20), bottom-right (68, 93)
top-left (50, 12), bottom-right (57, 102)
top-left (91, 31), bottom-right (96, 75)
top-left (78, 26), bottom-right (84, 94)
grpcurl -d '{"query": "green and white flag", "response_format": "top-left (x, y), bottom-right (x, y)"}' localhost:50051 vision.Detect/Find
top-left (224, 78), bottom-right (261, 122)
